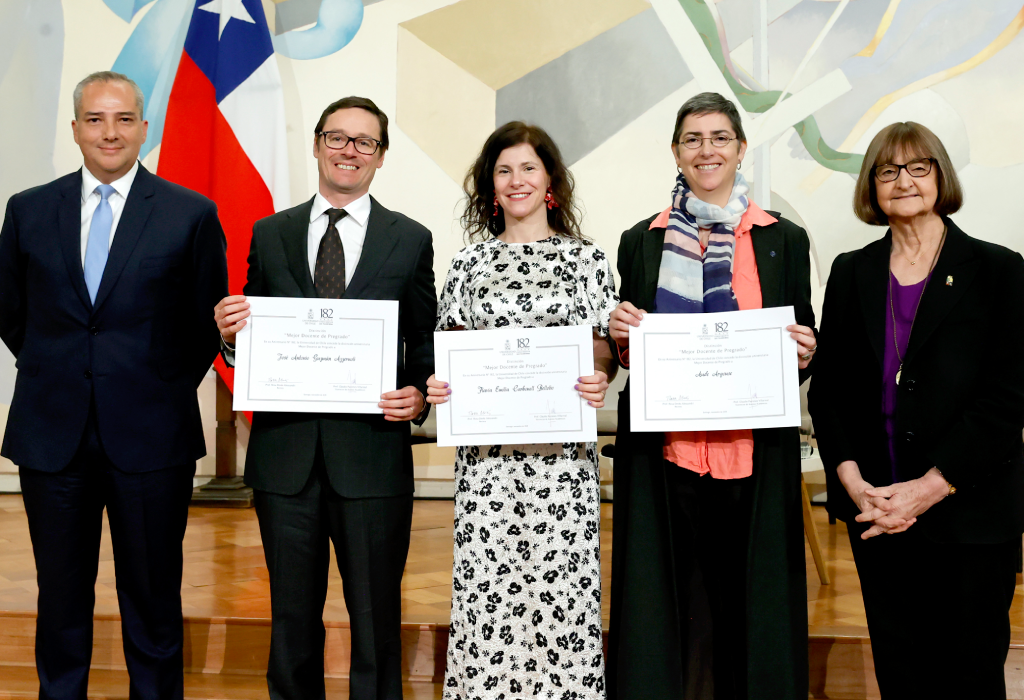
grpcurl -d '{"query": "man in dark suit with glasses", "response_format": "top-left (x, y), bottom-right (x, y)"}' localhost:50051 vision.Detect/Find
top-left (215, 96), bottom-right (435, 700)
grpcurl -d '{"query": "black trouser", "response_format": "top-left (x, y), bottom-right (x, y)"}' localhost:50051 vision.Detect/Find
top-left (253, 443), bottom-right (414, 700)
top-left (848, 521), bottom-right (1018, 699)
top-left (19, 408), bottom-right (194, 700)
top-left (665, 463), bottom-right (755, 700)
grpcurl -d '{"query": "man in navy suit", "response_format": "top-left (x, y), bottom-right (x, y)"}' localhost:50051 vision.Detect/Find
top-left (0, 71), bottom-right (228, 700)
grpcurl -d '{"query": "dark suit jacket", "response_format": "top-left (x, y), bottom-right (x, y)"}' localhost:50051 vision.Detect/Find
top-left (808, 218), bottom-right (1024, 543)
top-left (608, 212), bottom-right (813, 700)
top-left (240, 195), bottom-right (435, 498)
top-left (0, 165), bottom-right (228, 472)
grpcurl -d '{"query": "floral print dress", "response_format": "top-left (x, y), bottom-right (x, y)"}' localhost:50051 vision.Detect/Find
top-left (438, 235), bottom-right (618, 700)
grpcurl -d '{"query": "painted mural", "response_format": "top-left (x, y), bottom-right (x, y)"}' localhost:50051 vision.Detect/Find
top-left (1, 0), bottom-right (1022, 472)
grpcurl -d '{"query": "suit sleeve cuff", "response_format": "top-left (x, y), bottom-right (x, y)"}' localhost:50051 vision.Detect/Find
top-left (220, 335), bottom-right (236, 368)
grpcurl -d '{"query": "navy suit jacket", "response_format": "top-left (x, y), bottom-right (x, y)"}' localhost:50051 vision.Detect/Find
top-left (239, 195), bottom-right (436, 498)
top-left (0, 165), bottom-right (228, 473)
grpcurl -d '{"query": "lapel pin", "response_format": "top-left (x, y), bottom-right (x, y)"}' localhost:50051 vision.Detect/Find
top-left (946, 275), bottom-right (953, 286)
top-left (770, 250), bottom-right (776, 257)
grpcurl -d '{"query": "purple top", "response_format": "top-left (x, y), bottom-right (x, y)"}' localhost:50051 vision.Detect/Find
top-left (882, 272), bottom-right (930, 482)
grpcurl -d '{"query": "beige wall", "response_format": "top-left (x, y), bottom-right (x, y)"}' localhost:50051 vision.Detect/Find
top-left (1, 0), bottom-right (1022, 487)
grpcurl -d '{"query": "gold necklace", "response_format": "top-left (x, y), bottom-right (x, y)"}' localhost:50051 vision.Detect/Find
top-left (888, 225), bottom-right (946, 384)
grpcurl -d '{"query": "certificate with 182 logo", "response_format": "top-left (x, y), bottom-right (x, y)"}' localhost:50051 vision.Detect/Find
top-left (434, 325), bottom-right (597, 447)
top-left (628, 306), bottom-right (802, 432)
top-left (232, 297), bottom-right (398, 413)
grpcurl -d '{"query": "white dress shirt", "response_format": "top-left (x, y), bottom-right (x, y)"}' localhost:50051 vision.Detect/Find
top-left (80, 161), bottom-right (139, 265)
top-left (222, 190), bottom-right (373, 361)
top-left (307, 191), bottom-right (371, 287)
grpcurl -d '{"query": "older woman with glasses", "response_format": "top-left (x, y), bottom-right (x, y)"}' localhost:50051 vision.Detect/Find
top-left (606, 92), bottom-right (816, 700)
top-left (809, 122), bottom-right (1024, 698)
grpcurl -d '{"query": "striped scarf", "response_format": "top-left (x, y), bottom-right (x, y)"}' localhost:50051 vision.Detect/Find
top-left (654, 171), bottom-right (749, 313)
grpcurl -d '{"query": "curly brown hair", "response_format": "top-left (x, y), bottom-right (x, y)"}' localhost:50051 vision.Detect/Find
top-left (461, 122), bottom-right (584, 242)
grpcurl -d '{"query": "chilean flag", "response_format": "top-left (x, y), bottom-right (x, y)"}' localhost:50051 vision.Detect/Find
top-left (157, 0), bottom-right (290, 396)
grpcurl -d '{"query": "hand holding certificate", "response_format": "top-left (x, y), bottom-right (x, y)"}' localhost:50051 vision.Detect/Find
top-left (628, 306), bottom-right (802, 432)
top-left (433, 325), bottom-right (597, 447)
top-left (232, 297), bottom-right (398, 413)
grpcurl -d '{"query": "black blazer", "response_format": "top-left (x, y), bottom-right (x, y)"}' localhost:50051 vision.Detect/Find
top-left (808, 219), bottom-right (1024, 543)
top-left (608, 212), bottom-right (813, 700)
top-left (615, 211), bottom-right (816, 351)
top-left (239, 195), bottom-right (436, 498)
top-left (0, 166), bottom-right (228, 472)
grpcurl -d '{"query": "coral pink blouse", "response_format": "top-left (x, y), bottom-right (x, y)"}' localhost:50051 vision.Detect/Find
top-left (621, 202), bottom-right (777, 479)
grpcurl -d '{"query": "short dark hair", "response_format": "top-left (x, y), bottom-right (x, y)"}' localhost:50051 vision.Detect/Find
top-left (853, 122), bottom-right (963, 226)
top-left (461, 121), bottom-right (584, 242)
top-left (672, 92), bottom-right (745, 145)
top-left (314, 96), bottom-right (389, 151)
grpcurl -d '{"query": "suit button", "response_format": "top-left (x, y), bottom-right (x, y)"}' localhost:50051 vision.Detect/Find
top-left (90, 327), bottom-right (99, 336)
top-left (902, 431), bottom-right (914, 443)
top-left (84, 370), bottom-right (92, 379)
top-left (904, 379), bottom-right (916, 391)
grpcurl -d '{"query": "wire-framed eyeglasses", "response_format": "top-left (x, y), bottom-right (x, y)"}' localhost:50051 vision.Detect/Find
top-left (317, 131), bottom-right (382, 155)
top-left (873, 158), bottom-right (935, 183)
top-left (677, 134), bottom-right (738, 150)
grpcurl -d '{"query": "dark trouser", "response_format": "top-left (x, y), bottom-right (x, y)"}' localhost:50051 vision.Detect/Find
top-left (848, 521), bottom-right (1018, 699)
top-left (253, 443), bottom-right (413, 700)
top-left (665, 463), bottom-right (755, 700)
top-left (19, 408), bottom-right (194, 700)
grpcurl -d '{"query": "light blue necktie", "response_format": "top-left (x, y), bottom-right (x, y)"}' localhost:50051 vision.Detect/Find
top-left (84, 184), bottom-right (116, 303)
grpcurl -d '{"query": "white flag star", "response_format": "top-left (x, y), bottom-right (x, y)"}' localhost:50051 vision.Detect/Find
top-left (198, 0), bottom-right (255, 40)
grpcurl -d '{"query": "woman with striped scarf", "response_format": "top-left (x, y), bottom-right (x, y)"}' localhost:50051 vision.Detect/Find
top-left (606, 92), bottom-right (817, 700)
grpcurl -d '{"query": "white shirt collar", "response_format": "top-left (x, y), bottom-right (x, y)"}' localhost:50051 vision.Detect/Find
top-left (309, 191), bottom-right (372, 227)
top-left (81, 161), bottom-right (140, 203)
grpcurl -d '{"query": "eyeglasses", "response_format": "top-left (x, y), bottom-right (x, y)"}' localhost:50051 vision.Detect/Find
top-left (317, 131), bottom-right (382, 155)
top-left (873, 158), bottom-right (935, 183)
top-left (677, 135), bottom-right (738, 150)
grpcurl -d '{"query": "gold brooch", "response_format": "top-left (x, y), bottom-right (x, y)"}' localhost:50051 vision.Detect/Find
top-left (945, 275), bottom-right (953, 286)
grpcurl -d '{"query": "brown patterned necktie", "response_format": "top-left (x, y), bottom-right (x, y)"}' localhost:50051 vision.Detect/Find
top-left (314, 208), bottom-right (348, 299)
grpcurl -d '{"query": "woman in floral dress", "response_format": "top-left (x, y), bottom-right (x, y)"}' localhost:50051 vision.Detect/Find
top-left (427, 122), bottom-right (618, 700)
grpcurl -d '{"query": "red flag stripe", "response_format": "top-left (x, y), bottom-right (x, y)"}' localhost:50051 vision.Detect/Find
top-left (159, 50), bottom-right (272, 420)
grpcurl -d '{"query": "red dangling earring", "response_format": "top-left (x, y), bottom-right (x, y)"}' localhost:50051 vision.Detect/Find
top-left (493, 195), bottom-right (499, 216)
top-left (545, 187), bottom-right (559, 210)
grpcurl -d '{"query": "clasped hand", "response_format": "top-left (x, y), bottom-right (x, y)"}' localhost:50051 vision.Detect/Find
top-left (841, 462), bottom-right (950, 539)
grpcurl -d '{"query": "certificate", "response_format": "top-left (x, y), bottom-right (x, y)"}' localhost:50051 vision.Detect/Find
top-left (233, 297), bottom-right (398, 413)
top-left (629, 307), bottom-right (801, 432)
top-left (434, 325), bottom-right (597, 447)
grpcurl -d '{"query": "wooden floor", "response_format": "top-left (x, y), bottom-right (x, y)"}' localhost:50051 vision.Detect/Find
top-left (0, 665), bottom-right (444, 700)
top-left (2, 494), bottom-right (1023, 698)
top-left (2, 493), bottom-right (1022, 635)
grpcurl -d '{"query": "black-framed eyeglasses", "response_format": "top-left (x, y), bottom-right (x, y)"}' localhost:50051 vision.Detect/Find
top-left (317, 131), bottom-right (382, 155)
top-left (873, 158), bottom-right (935, 183)
top-left (678, 134), bottom-right (738, 150)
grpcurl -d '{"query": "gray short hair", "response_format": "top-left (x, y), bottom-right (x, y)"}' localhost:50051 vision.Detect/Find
top-left (73, 71), bottom-right (145, 120)
top-left (672, 92), bottom-right (746, 145)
